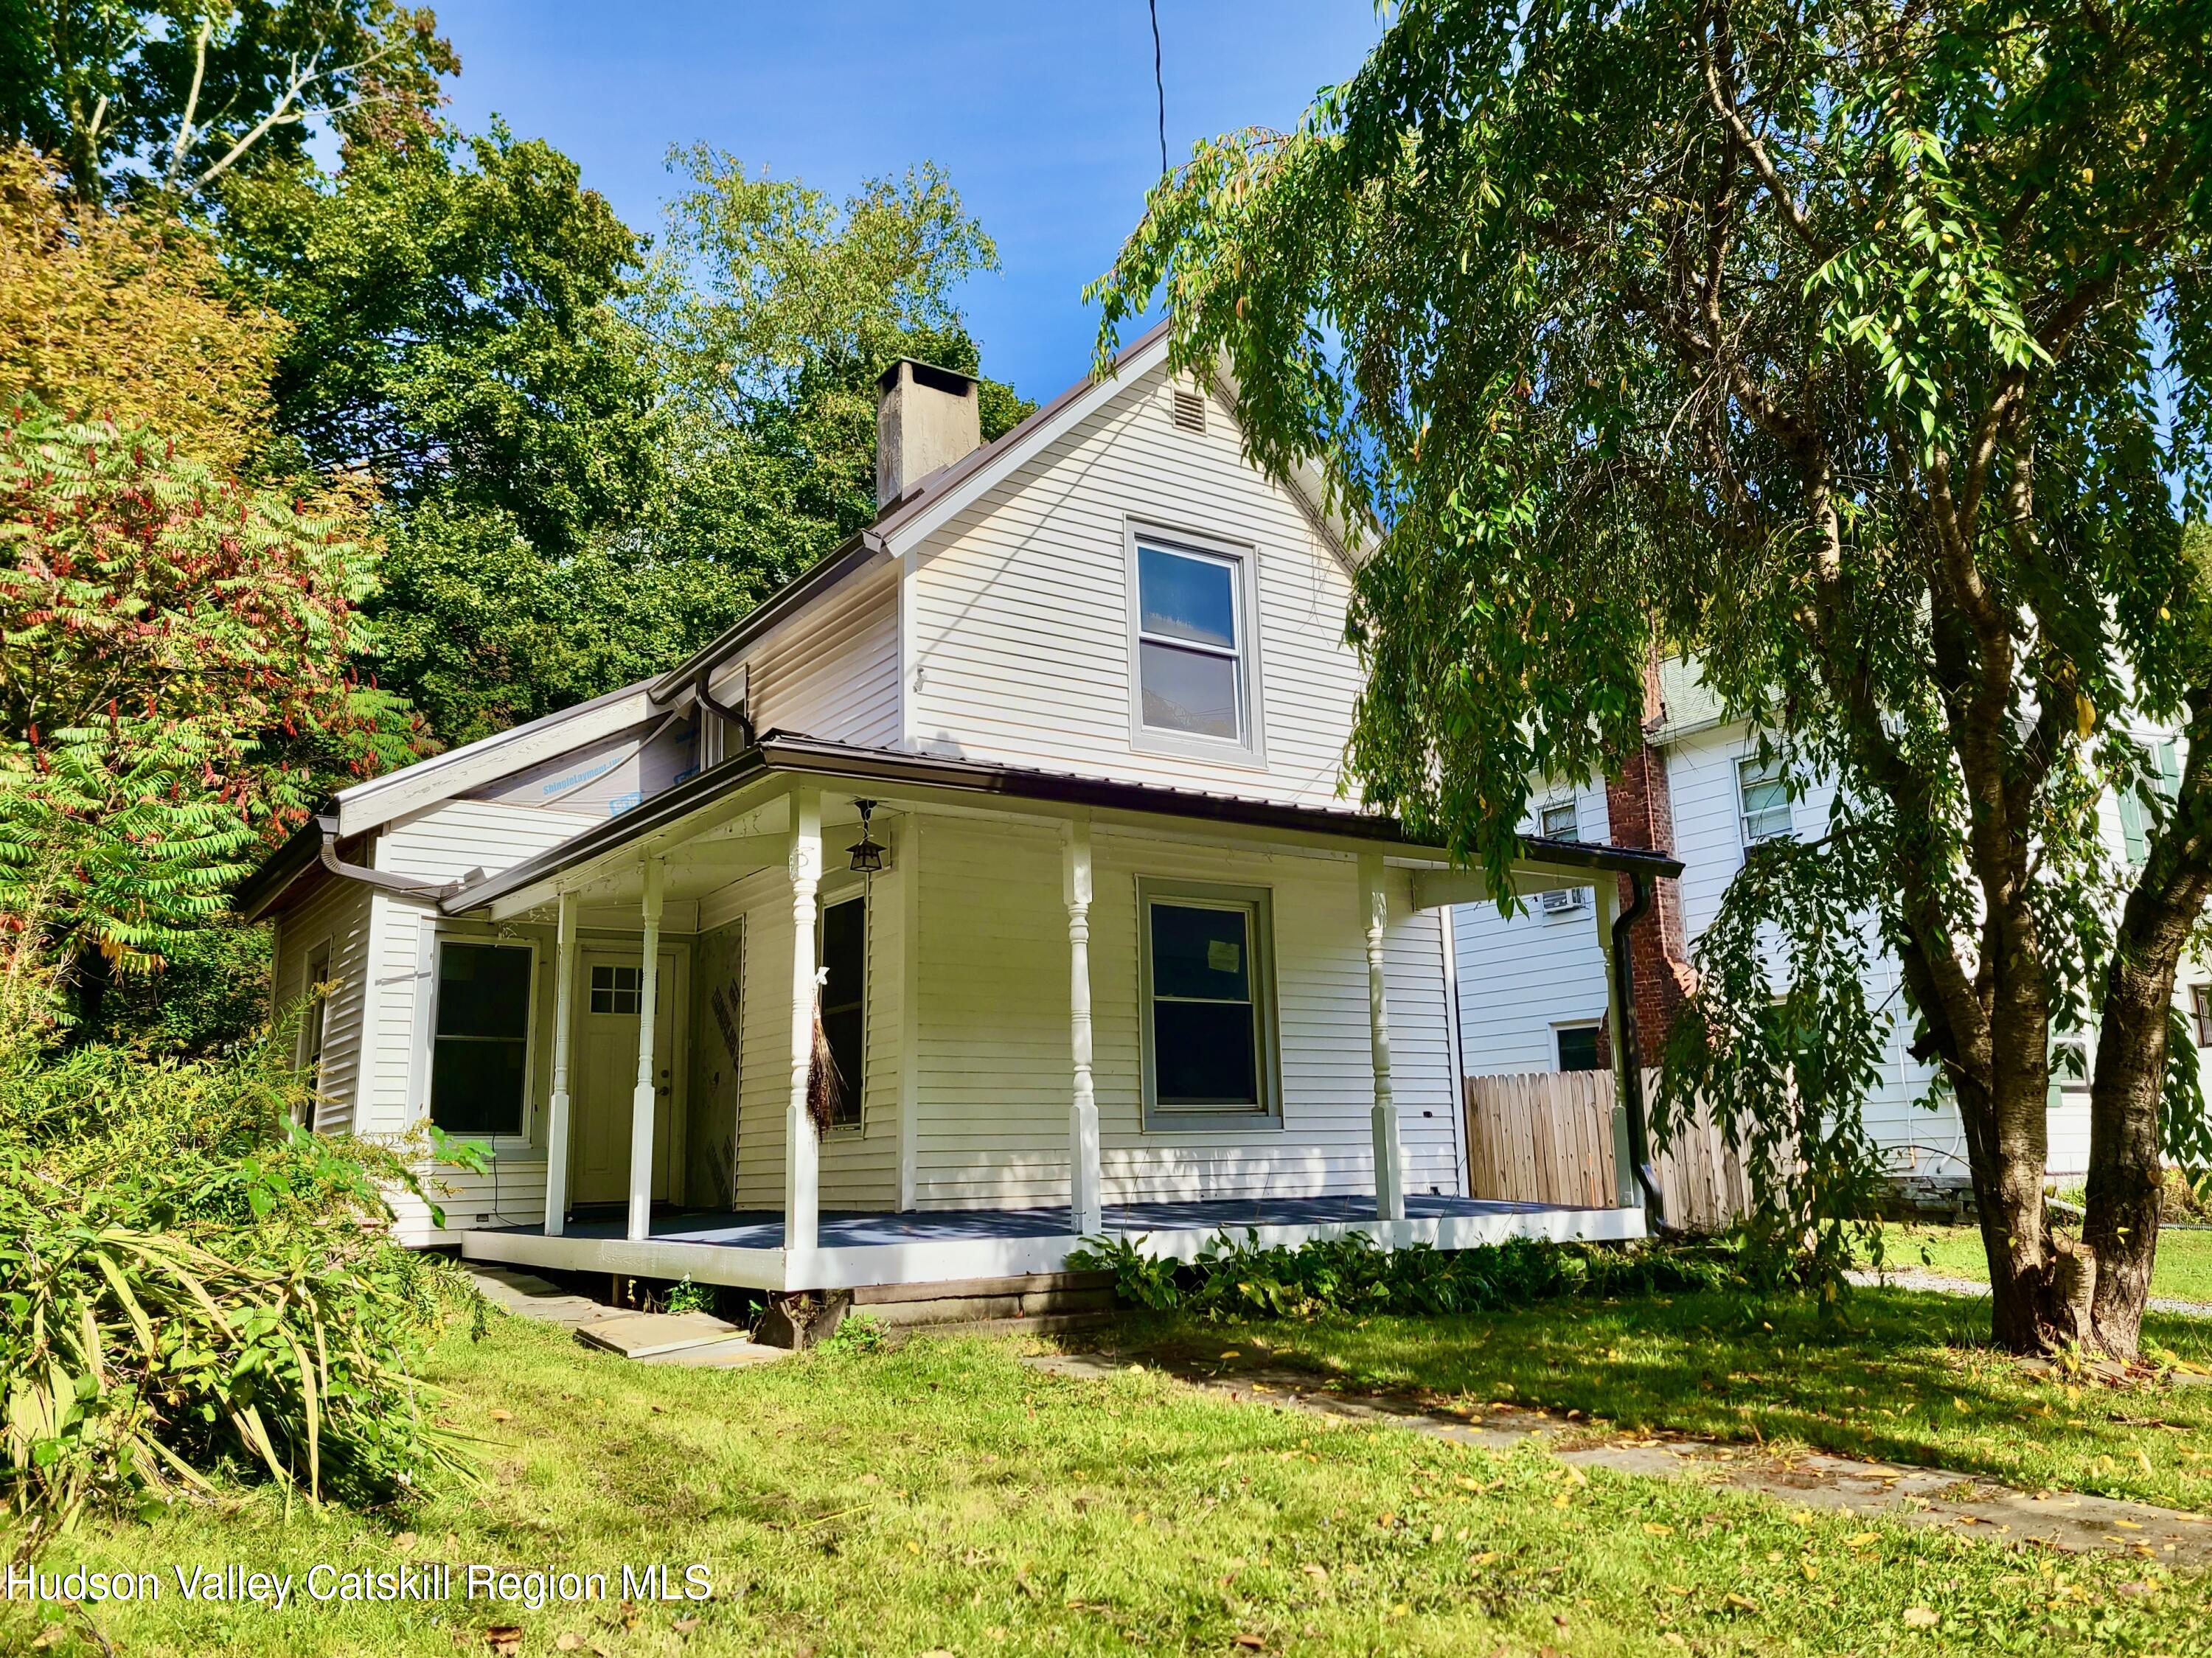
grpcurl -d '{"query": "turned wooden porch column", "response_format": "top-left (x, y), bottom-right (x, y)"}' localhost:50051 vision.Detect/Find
top-left (1064, 816), bottom-right (1103, 1236)
top-left (1360, 851), bottom-right (1406, 1222)
top-left (626, 857), bottom-right (664, 1242)
top-left (543, 889), bottom-right (577, 1237)
top-left (785, 784), bottom-right (823, 1258)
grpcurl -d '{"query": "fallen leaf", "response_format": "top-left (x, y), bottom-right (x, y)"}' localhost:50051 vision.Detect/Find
top-left (1902, 1606), bottom-right (1940, 1629)
top-left (29, 1629), bottom-right (64, 1652)
top-left (1234, 1637), bottom-right (1266, 1651)
top-left (1725, 1592), bottom-right (1758, 1612)
top-left (1221, 1351), bottom-right (1241, 1359)
top-left (484, 1629), bottom-right (525, 1657)
top-left (672, 1616), bottom-right (702, 1635)
top-left (489, 1409), bottom-right (515, 1424)
top-left (394, 1530), bottom-right (419, 1553)
top-left (1643, 1522), bottom-right (1674, 1537)
top-left (555, 1637), bottom-right (586, 1652)
top-left (1848, 1531), bottom-right (1882, 1547)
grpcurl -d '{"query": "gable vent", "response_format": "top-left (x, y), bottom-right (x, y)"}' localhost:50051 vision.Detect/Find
top-left (1170, 385), bottom-right (1207, 435)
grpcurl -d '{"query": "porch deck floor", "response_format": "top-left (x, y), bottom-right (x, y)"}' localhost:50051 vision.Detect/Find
top-left (518, 1194), bottom-right (1581, 1251)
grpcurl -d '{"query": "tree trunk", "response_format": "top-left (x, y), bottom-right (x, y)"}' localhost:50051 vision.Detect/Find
top-left (1961, 1053), bottom-right (2058, 1353)
top-left (2084, 910), bottom-right (2189, 1359)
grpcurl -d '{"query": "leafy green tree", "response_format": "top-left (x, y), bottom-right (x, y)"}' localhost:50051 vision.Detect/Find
top-left (0, 408), bottom-right (422, 1014)
top-left (0, 141), bottom-right (284, 472)
top-left (650, 147), bottom-right (1032, 576)
top-left (1, 0), bottom-right (456, 205)
top-left (1093, 0), bottom-right (2212, 1354)
top-left (221, 121), bottom-right (661, 558)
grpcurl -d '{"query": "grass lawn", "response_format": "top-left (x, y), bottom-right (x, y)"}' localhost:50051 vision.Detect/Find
top-left (5, 1308), bottom-right (2203, 1657)
top-left (1887, 1225), bottom-right (2212, 1306)
top-left (1113, 1286), bottom-right (2212, 1514)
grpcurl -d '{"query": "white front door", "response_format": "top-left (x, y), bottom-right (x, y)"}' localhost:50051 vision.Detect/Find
top-left (573, 947), bottom-right (682, 1207)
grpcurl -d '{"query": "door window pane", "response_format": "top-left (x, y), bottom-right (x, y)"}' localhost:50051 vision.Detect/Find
top-left (431, 942), bottom-right (531, 1135)
top-left (589, 963), bottom-right (641, 1014)
top-left (819, 896), bottom-right (865, 1128)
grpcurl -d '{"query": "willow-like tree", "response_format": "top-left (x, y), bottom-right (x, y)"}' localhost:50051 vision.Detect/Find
top-left (1092, 0), bottom-right (2212, 1355)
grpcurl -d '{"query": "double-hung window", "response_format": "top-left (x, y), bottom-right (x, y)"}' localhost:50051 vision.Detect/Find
top-left (1556, 1023), bottom-right (1604, 1073)
top-left (818, 895), bottom-right (866, 1130)
top-left (428, 940), bottom-right (533, 1138)
top-left (1736, 755), bottom-right (1795, 846)
top-left (296, 940), bottom-right (332, 1125)
top-left (1138, 879), bottom-right (1277, 1127)
top-left (2119, 736), bottom-right (2183, 867)
top-left (1131, 534), bottom-right (1256, 754)
top-left (1535, 798), bottom-right (1589, 914)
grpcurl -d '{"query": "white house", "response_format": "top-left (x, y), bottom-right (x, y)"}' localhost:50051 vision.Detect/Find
top-left (1452, 655), bottom-right (2206, 1199)
top-left (241, 330), bottom-right (1679, 1299)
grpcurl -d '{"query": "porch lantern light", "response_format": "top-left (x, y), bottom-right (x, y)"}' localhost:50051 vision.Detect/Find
top-left (846, 798), bottom-right (886, 874)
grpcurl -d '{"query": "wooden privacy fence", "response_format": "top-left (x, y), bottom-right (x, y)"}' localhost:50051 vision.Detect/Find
top-left (1463, 1070), bottom-right (1757, 1233)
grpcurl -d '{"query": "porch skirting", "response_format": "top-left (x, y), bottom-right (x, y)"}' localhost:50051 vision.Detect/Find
top-left (458, 1194), bottom-right (1647, 1294)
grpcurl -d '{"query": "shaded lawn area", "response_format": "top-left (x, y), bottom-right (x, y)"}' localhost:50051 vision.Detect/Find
top-left (1888, 1225), bottom-right (2212, 1306)
top-left (1110, 1285), bottom-right (2212, 1514)
top-left (10, 1314), bottom-right (2204, 1657)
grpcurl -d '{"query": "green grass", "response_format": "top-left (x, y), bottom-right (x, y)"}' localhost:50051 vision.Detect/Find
top-left (1110, 1284), bottom-right (2212, 1514)
top-left (7, 1310), bottom-right (2204, 1656)
top-left (1888, 1225), bottom-right (2212, 1306)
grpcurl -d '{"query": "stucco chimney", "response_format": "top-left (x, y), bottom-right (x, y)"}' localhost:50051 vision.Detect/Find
top-left (876, 358), bottom-right (982, 509)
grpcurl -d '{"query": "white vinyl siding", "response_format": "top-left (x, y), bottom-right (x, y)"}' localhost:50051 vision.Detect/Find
top-left (905, 365), bottom-right (1360, 805)
top-left (747, 565), bottom-right (902, 748)
top-left (1454, 781), bottom-right (1615, 1076)
top-left (908, 815), bottom-right (1459, 1209)
top-left (714, 854), bottom-right (904, 1216)
top-left (268, 872), bottom-right (372, 1135)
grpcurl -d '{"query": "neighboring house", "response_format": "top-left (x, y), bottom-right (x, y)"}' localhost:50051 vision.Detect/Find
top-left (1453, 657), bottom-right (2202, 1199)
top-left (240, 331), bottom-right (1677, 1298)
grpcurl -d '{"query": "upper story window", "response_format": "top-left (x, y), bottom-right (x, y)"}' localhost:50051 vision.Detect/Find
top-left (1535, 798), bottom-right (1589, 914)
top-left (1736, 755), bottom-right (1795, 846)
top-left (1129, 530), bottom-right (1262, 762)
top-left (2119, 736), bottom-right (2183, 867)
top-left (429, 940), bottom-right (533, 1138)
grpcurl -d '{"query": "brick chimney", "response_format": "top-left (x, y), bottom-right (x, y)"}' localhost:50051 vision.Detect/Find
top-left (876, 358), bottom-right (982, 508)
top-left (1604, 651), bottom-right (1697, 1053)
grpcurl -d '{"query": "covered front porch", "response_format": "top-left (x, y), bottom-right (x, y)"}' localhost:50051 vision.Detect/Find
top-left (437, 734), bottom-right (1677, 1294)
top-left (459, 1193), bottom-right (1646, 1293)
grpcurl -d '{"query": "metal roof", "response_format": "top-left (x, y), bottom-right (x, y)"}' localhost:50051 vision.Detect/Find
top-left (442, 731), bottom-right (1684, 918)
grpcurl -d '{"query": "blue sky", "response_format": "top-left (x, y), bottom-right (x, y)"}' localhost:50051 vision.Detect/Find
top-left (428, 1), bottom-right (1385, 401)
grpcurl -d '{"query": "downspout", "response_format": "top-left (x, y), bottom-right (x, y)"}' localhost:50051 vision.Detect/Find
top-left (316, 818), bottom-right (470, 901)
top-left (1610, 868), bottom-right (1671, 1230)
top-left (694, 667), bottom-right (757, 750)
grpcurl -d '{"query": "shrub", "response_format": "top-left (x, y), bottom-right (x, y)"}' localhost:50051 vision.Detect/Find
top-left (0, 1008), bottom-right (472, 1528)
top-left (1071, 1230), bottom-right (1740, 1322)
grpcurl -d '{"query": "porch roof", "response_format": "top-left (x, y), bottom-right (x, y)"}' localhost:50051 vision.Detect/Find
top-left (439, 731), bottom-right (1683, 920)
